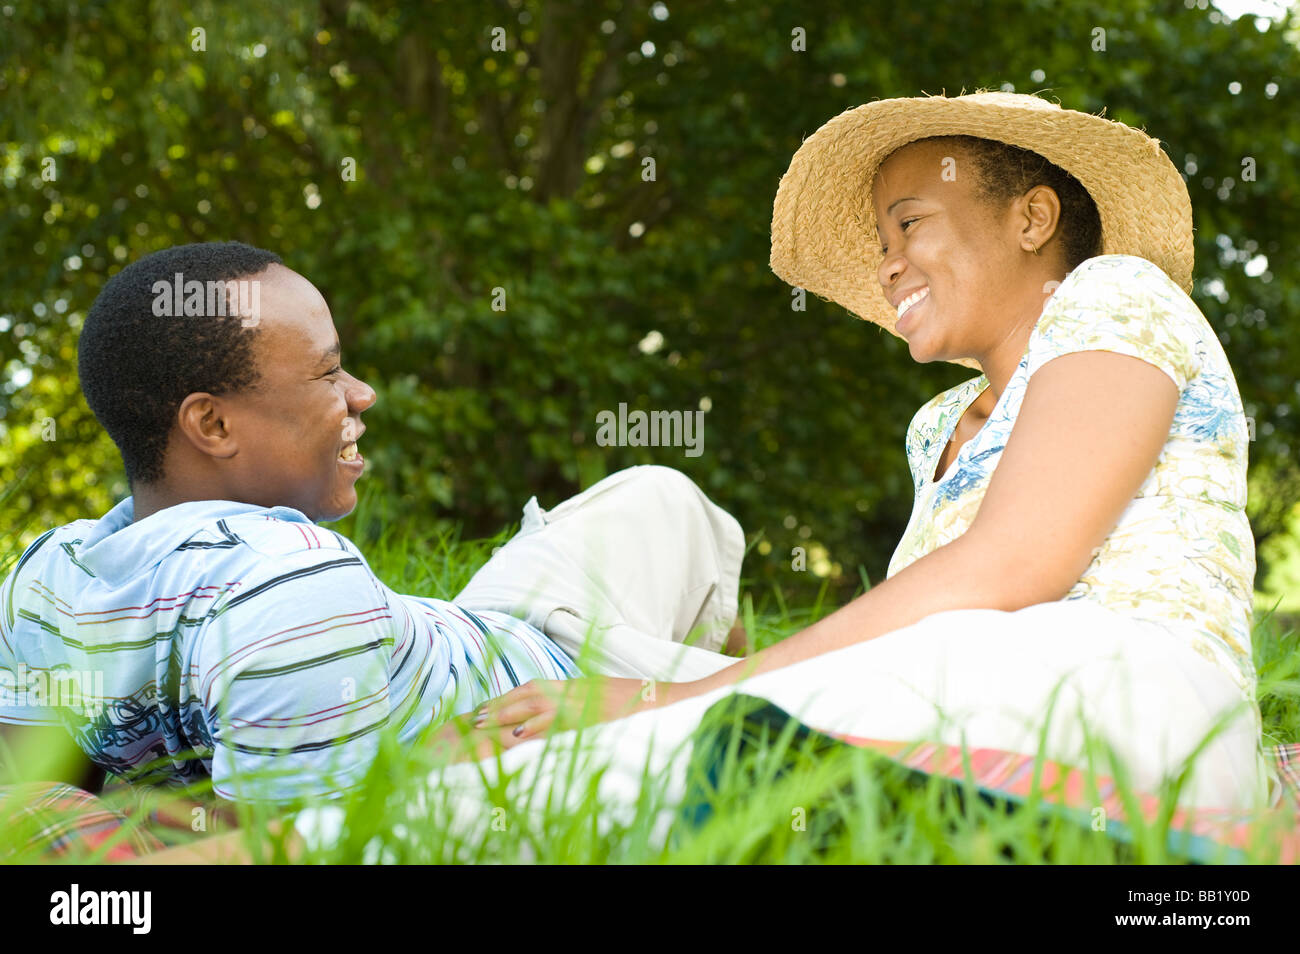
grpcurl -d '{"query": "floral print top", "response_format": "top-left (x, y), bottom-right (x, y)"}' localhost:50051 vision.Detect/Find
top-left (885, 255), bottom-right (1258, 704)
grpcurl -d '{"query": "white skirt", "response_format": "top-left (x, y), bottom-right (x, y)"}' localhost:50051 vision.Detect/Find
top-left (382, 598), bottom-right (1276, 854)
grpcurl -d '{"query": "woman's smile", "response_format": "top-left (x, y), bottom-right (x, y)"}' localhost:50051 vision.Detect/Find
top-left (896, 286), bottom-right (930, 334)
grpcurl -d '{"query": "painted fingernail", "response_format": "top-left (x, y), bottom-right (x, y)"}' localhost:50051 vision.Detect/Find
top-left (512, 725), bottom-right (525, 737)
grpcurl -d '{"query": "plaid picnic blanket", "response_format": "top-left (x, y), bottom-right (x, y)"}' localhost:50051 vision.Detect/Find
top-left (3, 699), bottom-right (1298, 862)
top-left (0, 779), bottom-right (239, 863)
top-left (0, 781), bottom-right (168, 862)
top-left (836, 738), bottom-right (1300, 863)
top-left (678, 694), bottom-right (1300, 864)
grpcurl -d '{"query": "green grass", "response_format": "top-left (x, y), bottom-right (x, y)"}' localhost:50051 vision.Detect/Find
top-left (2, 500), bottom-right (1298, 865)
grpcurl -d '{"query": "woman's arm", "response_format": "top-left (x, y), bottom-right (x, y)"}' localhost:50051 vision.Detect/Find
top-left (667, 348), bottom-right (1180, 704)
top-left (475, 537), bottom-right (1024, 739)
top-left (671, 532), bottom-right (1024, 700)
top-left (474, 519), bottom-right (1067, 739)
top-left (478, 348), bottom-right (1180, 737)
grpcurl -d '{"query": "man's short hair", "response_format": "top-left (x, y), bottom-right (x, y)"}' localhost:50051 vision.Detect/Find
top-left (78, 241), bottom-right (283, 486)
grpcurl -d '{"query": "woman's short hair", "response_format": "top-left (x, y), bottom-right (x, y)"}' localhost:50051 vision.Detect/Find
top-left (913, 134), bottom-right (1104, 273)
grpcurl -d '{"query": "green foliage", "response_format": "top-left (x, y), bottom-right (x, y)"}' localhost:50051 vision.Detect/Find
top-left (3, 0), bottom-right (1299, 602)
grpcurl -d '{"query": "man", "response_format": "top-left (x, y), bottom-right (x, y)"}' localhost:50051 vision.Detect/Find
top-left (0, 241), bottom-right (747, 806)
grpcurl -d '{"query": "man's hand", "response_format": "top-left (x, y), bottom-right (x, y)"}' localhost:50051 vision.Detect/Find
top-left (469, 676), bottom-right (665, 744)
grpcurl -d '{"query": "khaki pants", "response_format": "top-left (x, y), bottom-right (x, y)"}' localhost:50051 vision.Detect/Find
top-left (455, 465), bottom-right (745, 682)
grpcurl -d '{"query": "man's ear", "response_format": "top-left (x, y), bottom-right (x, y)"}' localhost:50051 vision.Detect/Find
top-left (175, 392), bottom-right (239, 461)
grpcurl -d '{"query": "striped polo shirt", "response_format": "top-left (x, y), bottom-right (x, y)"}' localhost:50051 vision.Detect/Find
top-left (0, 497), bottom-right (581, 802)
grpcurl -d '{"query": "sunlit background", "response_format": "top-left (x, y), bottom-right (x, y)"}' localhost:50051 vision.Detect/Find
top-left (3, 0), bottom-right (1299, 613)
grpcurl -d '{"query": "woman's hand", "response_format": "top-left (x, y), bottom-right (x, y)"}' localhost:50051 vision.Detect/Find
top-left (469, 676), bottom-right (664, 746)
top-left (427, 713), bottom-right (535, 763)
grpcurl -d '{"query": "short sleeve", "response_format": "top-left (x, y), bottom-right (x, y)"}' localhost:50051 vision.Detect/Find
top-left (197, 548), bottom-right (397, 804)
top-left (1025, 256), bottom-right (1203, 394)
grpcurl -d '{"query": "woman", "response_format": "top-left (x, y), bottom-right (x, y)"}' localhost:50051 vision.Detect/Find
top-left (413, 91), bottom-right (1279, 830)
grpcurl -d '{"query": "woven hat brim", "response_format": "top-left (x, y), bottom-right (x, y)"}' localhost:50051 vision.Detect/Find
top-left (769, 90), bottom-right (1194, 372)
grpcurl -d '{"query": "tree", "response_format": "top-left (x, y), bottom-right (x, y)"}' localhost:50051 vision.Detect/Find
top-left (3, 0), bottom-right (1298, 603)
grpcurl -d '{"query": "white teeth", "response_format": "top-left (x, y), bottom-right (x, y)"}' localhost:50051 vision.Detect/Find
top-left (896, 287), bottom-right (930, 319)
top-left (339, 443), bottom-right (358, 461)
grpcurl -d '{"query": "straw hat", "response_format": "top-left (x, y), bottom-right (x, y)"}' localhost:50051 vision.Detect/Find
top-left (769, 89), bottom-right (1194, 371)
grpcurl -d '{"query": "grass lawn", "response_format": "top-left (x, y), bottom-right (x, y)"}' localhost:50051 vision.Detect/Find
top-left (2, 516), bottom-right (1298, 865)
